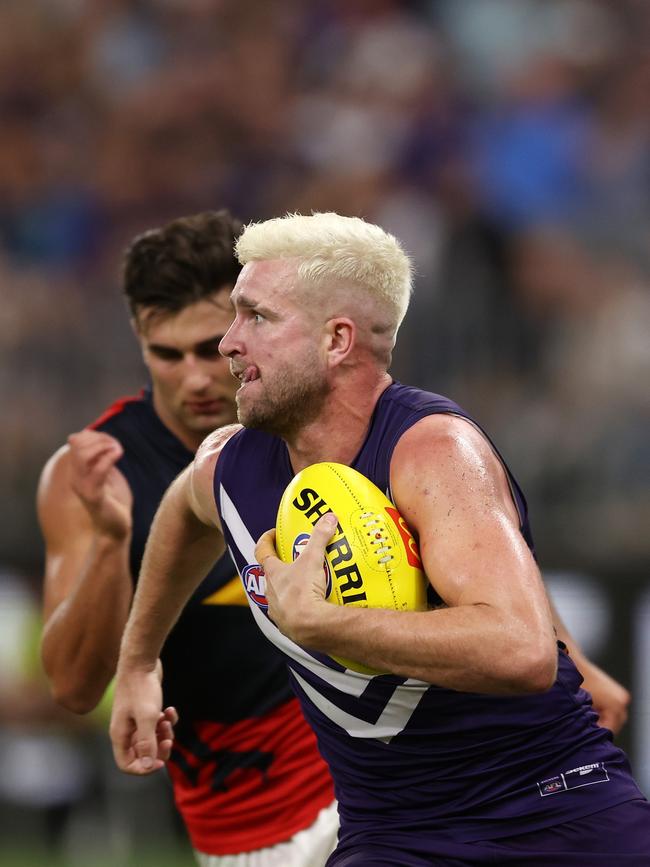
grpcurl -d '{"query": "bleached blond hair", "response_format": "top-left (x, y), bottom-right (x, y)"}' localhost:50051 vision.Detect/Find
top-left (235, 212), bottom-right (413, 331)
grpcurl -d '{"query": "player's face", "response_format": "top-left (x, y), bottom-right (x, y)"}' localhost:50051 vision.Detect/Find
top-left (136, 289), bottom-right (238, 449)
top-left (219, 261), bottom-right (330, 437)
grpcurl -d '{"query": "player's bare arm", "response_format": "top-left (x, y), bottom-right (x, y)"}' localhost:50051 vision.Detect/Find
top-left (38, 430), bottom-right (134, 713)
top-left (110, 424), bottom-right (239, 775)
top-left (259, 414), bottom-right (557, 694)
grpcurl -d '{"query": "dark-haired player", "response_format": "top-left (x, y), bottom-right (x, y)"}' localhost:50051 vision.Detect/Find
top-left (37, 211), bottom-right (336, 867)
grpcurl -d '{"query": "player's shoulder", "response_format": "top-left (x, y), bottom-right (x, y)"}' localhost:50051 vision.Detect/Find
top-left (195, 423), bottom-right (243, 468)
top-left (37, 444), bottom-right (82, 532)
top-left (382, 381), bottom-right (463, 416)
top-left (393, 411), bottom-right (493, 474)
top-left (193, 424), bottom-right (243, 489)
top-left (38, 443), bottom-right (72, 498)
top-left (189, 425), bottom-right (242, 527)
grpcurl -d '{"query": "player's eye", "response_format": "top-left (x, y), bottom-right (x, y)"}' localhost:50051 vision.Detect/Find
top-left (196, 340), bottom-right (223, 359)
top-left (151, 347), bottom-right (182, 361)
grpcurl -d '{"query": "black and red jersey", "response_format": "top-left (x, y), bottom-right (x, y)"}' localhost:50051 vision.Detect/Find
top-left (92, 388), bottom-right (334, 855)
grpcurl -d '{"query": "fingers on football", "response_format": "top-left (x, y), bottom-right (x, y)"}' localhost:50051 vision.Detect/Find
top-left (256, 513), bottom-right (336, 569)
top-left (255, 528), bottom-right (279, 568)
top-left (298, 513), bottom-right (338, 564)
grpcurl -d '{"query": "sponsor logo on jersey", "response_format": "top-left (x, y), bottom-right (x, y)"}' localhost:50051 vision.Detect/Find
top-left (242, 563), bottom-right (268, 609)
top-left (385, 506), bottom-right (423, 569)
top-left (293, 532), bottom-right (333, 598)
top-left (538, 763), bottom-right (609, 796)
top-left (538, 776), bottom-right (565, 796)
top-left (564, 762), bottom-right (609, 789)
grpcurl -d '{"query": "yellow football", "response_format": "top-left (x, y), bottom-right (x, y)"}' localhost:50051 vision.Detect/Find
top-left (275, 462), bottom-right (428, 673)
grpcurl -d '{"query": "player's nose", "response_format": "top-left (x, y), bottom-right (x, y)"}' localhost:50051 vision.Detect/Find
top-left (183, 361), bottom-right (213, 392)
top-left (219, 317), bottom-right (241, 358)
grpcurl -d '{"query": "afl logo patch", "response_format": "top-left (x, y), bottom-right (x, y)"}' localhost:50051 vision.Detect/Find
top-left (242, 563), bottom-right (268, 609)
top-left (293, 532), bottom-right (332, 598)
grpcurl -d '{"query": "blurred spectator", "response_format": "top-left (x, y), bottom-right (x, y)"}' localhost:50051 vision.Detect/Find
top-left (1, 0), bottom-right (648, 855)
top-left (493, 226), bottom-right (650, 570)
top-left (0, 0), bottom-right (646, 576)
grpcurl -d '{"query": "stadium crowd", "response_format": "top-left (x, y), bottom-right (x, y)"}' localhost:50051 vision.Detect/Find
top-left (1, 0), bottom-right (648, 860)
top-left (2, 0), bottom-right (649, 573)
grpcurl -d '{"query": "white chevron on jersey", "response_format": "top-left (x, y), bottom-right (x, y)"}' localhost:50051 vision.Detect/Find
top-left (292, 669), bottom-right (426, 740)
top-left (219, 483), bottom-right (257, 562)
top-left (219, 482), bottom-right (428, 740)
top-left (220, 483), bottom-right (326, 667)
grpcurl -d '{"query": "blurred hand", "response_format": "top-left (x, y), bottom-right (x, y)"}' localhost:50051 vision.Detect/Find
top-left (109, 659), bottom-right (178, 775)
top-left (68, 429), bottom-right (132, 540)
top-left (580, 659), bottom-right (630, 735)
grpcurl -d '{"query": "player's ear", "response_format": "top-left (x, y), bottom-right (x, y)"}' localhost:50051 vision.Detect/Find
top-left (324, 317), bottom-right (355, 367)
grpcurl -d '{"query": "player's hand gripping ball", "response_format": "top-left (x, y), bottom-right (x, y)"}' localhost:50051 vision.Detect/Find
top-left (275, 462), bottom-right (428, 673)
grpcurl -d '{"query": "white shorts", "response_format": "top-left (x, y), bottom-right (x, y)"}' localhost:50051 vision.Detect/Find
top-left (194, 801), bottom-right (339, 867)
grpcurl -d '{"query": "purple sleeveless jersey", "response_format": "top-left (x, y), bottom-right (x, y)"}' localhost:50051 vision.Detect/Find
top-left (213, 382), bottom-right (645, 852)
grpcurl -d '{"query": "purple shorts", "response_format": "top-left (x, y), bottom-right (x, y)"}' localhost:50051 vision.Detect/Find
top-left (328, 799), bottom-right (650, 866)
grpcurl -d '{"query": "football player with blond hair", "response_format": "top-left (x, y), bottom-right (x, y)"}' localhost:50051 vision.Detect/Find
top-left (111, 212), bottom-right (647, 866)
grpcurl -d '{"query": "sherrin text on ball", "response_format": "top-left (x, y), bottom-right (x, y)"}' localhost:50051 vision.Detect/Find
top-left (275, 462), bottom-right (428, 673)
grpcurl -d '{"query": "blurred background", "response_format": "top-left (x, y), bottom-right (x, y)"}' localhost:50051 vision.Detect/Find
top-left (1, 0), bottom-right (648, 863)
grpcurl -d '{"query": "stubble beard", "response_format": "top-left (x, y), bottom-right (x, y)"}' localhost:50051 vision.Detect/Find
top-left (236, 362), bottom-right (330, 439)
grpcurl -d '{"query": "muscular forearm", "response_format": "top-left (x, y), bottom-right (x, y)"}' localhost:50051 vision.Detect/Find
top-left (118, 475), bottom-right (224, 670)
top-left (41, 535), bottom-right (132, 713)
top-left (299, 602), bottom-right (557, 693)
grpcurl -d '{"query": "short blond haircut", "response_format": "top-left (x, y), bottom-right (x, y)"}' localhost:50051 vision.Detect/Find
top-left (235, 212), bottom-right (413, 330)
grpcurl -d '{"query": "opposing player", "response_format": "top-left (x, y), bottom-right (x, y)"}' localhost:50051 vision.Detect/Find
top-left (37, 211), bottom-right (336, 866)
top-left (110, 212), bottom-right (649, 865)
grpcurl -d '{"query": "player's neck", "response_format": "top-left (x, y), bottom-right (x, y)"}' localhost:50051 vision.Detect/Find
top-left (286, 372), bottom-right (392, 473)
top-left (151, 393), bottom-right (206, 453)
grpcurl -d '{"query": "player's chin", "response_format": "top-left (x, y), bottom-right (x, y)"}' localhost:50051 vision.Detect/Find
top-left (235, 391), bottom-right (273, 425)
top-left (234, 396), bottom-right (253, 425)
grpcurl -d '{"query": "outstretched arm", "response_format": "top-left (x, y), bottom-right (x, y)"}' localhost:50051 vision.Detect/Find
top-left (38, 431), bottom-right (134, 713)
top-left (260, 414), bottom-right (558, 693)
top-left (110, 425), bottom-right (236, 775)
